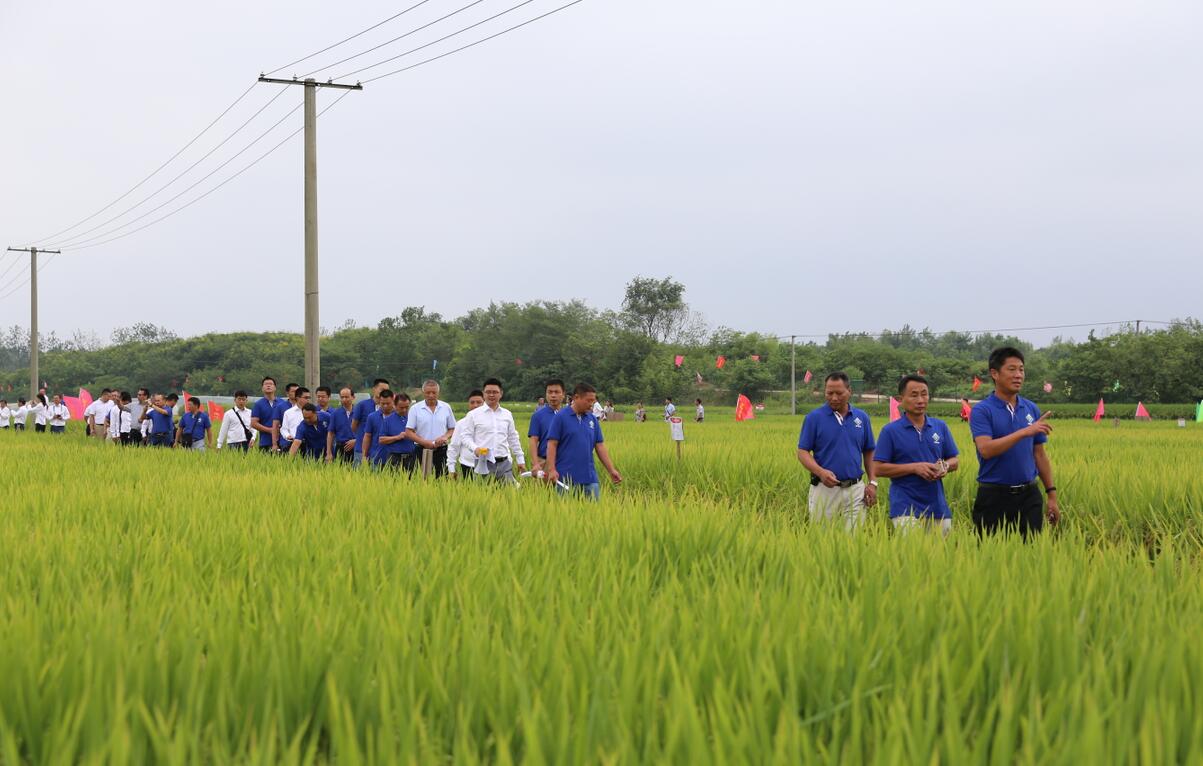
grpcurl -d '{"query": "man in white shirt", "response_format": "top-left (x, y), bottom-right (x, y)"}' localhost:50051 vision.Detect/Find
top-left (86, 389), bottom-right (114, 441)
top-left (127, 388), bottom-right (149, 444)
top-left (279, 386), bottom-right (309, 452)
top-left (11, 398), bottom-right (29, 431)
top-left (457, 377), bottom-right (526, 483)
top-left (217, 391), bottom-right (255, 452)
top-left (664, 397), bottom-right (676, 420)
top-left (406, 379), bottom-right (457, 478)
top-left (47, 394), bottom-right (71, 434)
top-left (107, 393), bottom-right (128, 443)
top-left (447, 389), bottom-right (485, 478)
top-left (0, 399), bottom-right (11, 430)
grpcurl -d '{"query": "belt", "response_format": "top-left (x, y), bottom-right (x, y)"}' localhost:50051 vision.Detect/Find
top-left (812, 475), bottom-right (860, 488)
top-left (980, 480), bottom-right (1038, 495)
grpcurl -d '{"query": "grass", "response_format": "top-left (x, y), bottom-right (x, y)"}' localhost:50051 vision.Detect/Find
top-left (1, 415), bottom-right (1202, 763)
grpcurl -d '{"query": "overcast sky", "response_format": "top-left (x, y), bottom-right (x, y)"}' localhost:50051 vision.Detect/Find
top-left (1, 0), bottom-right (1199, 347)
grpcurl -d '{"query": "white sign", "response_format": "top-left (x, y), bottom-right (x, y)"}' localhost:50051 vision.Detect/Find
top-left (669, 416), bottom-right (685, 442)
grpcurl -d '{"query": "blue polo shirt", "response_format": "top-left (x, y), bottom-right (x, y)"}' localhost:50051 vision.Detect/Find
top-left (970, 393), bottom-right (1047, 485)
top-left (527, 405), bottom-right (564, 459)
top-left (274, 400), bottom-right (294, 450)
top-left (874, 416), bottom-right (959, 519)
top-left (295, 416), bottom-right (330, 459)
top-left (251, 396), bottom-right (283, 447)
top-left (797, 405), bottom-right (876, 481)
top-left (148, 405), bottom-right (174, 435)
top-left (352, 398), bottom-right (378, 451)
top-left (178, 411), bottom-right (210, 441)
top-left (329, 406), bottom-right (355, 445)
top-left (364, 410), bottom-right (408, 465)
top-left (546, 407), bottom-right (603, 486)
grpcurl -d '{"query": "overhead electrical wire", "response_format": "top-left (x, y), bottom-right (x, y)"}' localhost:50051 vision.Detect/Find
top-left (263, 0), bottom-right (436, 76)
top-left (23, 82), bottom-right (260, 247)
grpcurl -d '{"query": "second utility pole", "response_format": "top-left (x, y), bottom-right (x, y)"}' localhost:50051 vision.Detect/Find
top-left (258, 75), bottom-right (362, 391)
top-left (6, 246), bottom-right (60, 400)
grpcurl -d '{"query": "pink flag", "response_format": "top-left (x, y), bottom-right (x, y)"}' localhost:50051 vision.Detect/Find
top-left (1135, 402), bottom-right (1151, 419)
top-left (63, 395), bottom-right (85, 421)
top-left (803, 370), bottom-right (813, 384)
top-left (735, 394), bottom-right (755, 422)
top-left (889, 396), bottom-right (901, 422)
top-left (1043, 381), bottom-right (1053, 393)
top-left (674, 355), bottom-right (684, 368)
top-left (79, 388), bottom-right (93, 409)
top-left (1093, 398), bottom-right (1105, 422)
top-left (750, 355), bottom-right (760, 362)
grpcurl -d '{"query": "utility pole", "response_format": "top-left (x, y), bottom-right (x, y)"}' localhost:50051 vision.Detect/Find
top-left (790, 335), bottom-right (797, 417)
top-left (6, 246), bottom-right (60, 400)
top-left (1135, 319), bottom-right (1142, 335)
top-left (258, 75), bottom-right (362, 390)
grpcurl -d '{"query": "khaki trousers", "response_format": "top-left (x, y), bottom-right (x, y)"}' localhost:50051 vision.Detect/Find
top-left (808, 482), bottom-right (866, 531)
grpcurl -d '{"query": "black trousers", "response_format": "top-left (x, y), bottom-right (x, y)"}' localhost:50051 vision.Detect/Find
top-left (973, 483), bottom-right (1044, 538)
top-left (35, 423), bottom-right (46, 433)
top-left (428, 445), bottom-right (448, 478)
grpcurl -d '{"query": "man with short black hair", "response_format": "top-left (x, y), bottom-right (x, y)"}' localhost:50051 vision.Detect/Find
top-left (47, 394), bottom-right (70, 434)
top-left (406, 379), bottom-right (456, 478)
top-left (251, 377), bottom-right (285, 452)
top-left (874, 375), bottom-right (960, 535)
top-left (361, 389), bottom-right (412, 469)
top-left (458, 378), bottom-right (525, 483)
top-left (127, 388), bottom-right (149, 443)
top-left (146, 393), bottom-right (175, 446)
top-left (217, 391), bottom-right (255, 452)
top-left (796, 372), bottom-right (878, 530)
top-left (527, 379), bottom-right (566, 476)
top-left (969, 347), bottom-right (1059, 537)
top-left (448, 390), bottom-right (485, 477)
top-left (545, 382), bottom-right (622, 499)
top-left (279, 386), bottom-right (309, 453)
top-left (315, 386), bottom-right (333, 412)
top-left (352, 378), bottom-right (390, 467)
top-left (290, 403), bottom-right (331, 460)
top-left (664, 397), bottom-right (676, 420)
top-left (327, 386), bottom-right (357, 463)
top-left (175, 397), bottom-right (212, 451)
top-left (85, 389), bottom-right (112, 440)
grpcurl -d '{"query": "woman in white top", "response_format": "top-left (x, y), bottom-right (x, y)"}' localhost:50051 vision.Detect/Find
top-left (0, 400), bottom-right (10, 429)
top-left (32, 394), bottom-right (49, 433)
top-left (11, 399), bottom-right (28, 430)
top-left (47, 395), bottom-right (71, 434)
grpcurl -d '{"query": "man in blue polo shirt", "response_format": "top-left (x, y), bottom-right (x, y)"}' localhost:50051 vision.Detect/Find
top-left (970, 346), bottom-right (1059, 537)
top-left (327, 386), bottom-right (357, 463)
top-left (361, 389), bottom-right (413, 469)
top-left (527, 378), bottom-right (566, 476)
top-left (874, 375), bottom-right (960, 536)
top-left (796, 372), bottom-right (878, 530)
top-left (545, 382), bottom-right (622, 500)
top-left (174, 397), bottom-right (212, 451)
top-left (146, 393), bottom-right (175, 447)
top-left (250, 376), bottom-right (285, 452)
top-left (351, 378), bottom-right (388, 467)
top-left (289, 403), bottom-right (331, 460)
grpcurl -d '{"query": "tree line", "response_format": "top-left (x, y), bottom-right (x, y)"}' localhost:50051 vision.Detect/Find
top-left (1, 278), bottom-right (1200, 405)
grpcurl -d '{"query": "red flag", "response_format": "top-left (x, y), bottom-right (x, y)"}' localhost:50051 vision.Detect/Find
top-left (803, 370), bottom-right (812, 384)
top-left (735, 394), bottom-right (755, 421)
top-left (674, 354), bottom-right (684, 368)
top-left (972, 376), bottom-right (982, 392)
top-left (79, 388), bottom-right (93, 409)
top-left (960, 400), bottom-right (972, 420)
top-left (208, 400), bottom-right (225, 423)
top-left (63, 395), bottom-right (85, 421)
top-left (1093, 398), bottom-right (1105, 422)
top-left (715, 356), bottom-right (726, 370)
top-left (182, 390), bottom-right (191, 404)
top-left (889, 396), bottom-right (901, 422)
top-left (751, 355), bottom-right (760, 362)
top-left (1135, 401), bottom-right (1151, 419)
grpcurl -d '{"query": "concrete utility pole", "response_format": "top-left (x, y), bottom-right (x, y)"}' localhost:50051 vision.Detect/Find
top-left (6, 246), bottom-right (60, 400)
top-left (790, 335), bottom-right (797, 416)
top-left (258, 75), bottom-right (362, 391)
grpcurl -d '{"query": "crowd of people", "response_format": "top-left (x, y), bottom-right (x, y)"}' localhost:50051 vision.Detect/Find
top-left (5, 346), bottom-right (1058, 531)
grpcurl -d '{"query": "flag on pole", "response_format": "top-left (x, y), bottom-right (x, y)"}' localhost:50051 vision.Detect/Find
top-left (972, 376), bottom-right (982, 392)
top-left (1043, 381), bottom-right (1053, 393)
top-left (1093, 398), bottom-right (1105, 422)
top-left (208, 400), bottom-right (225, 423)
top-left (674, 355), bottom-right (684, 368)
top-left (735, 394), bottom-right (755, 421)
top-left (715, 356), bottom-right (726, 370)
top-left (803, 370), bottom-right (813, 384)
top-left (889, 396), bottom-right (901, 422)
top-left (1135, 402), bottom-right (1151, 420)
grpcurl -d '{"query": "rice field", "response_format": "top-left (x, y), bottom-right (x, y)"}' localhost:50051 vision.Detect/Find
top-left (2, 414), bottom-right (1202, 764)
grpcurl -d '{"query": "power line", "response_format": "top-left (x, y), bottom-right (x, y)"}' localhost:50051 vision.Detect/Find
top-left (55, 98), bottom-right (306, 251)
top-left (298, 0), bottom-right (490, 80)
top-left (360, 0), bottom-right (587, 84)
top-left (44, 87), bottom-right (290, 250)
top-left (24, 82), bottom-right (260, 247)
top-left (768, 320), bottom-right (1175, 342)
top-left (0, 254), bottom-right (56, 302)
top-left (335, 0), bottom-right (550, 81)
top-left (263, 0), bottom-right (436, 77)
top-left (60, 90), bottom-right (355, 254)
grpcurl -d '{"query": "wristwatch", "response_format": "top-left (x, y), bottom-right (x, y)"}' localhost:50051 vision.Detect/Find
top-left (868, 480), bottom-right (878, 487)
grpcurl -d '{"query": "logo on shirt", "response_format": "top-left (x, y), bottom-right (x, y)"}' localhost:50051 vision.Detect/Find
top-left (931, 432), bottom-right (941, 444)
top-left (588, 420), bottom-right (595, 430)
top-left (1025, 413), bottom-right (1034, 425)
top-left (853, 417), bottom-right (863, 429)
